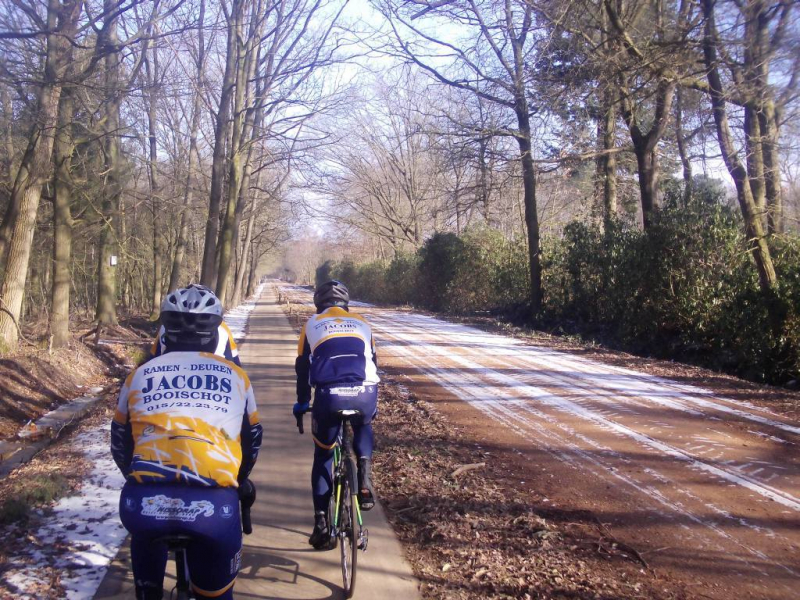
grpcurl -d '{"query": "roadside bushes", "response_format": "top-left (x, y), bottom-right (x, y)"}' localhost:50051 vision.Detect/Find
top-left (415, 229), bottom-right (529, 313)
top-left (384, 253), bottom-right (420, 305)
top-left (327, 229), bottom-right (528, 312)
top-left (544, 205), bottom-right (800, 383)
top-left (319, 211), bottom-right (800, 384)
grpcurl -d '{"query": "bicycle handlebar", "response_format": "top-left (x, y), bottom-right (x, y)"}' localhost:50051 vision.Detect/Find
top-left (241, 502), bottom-right (252, 535)
top-left (296, 413), bottom-right (304, 434)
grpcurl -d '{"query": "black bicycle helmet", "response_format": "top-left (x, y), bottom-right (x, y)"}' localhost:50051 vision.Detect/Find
top-left (313, 280), bottom-right (349, 311)
top-left (160, 284), bottom-right (224, 349)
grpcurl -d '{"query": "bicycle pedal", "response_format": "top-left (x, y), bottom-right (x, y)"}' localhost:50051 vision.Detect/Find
top-left (358, 528), bottom-right (369, 551)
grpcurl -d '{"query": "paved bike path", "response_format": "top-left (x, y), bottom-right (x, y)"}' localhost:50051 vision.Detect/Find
top-left (94, 288), bottom-right (421, 599)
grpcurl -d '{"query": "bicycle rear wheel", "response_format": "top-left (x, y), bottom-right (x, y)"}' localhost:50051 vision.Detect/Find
top-left (339, 455), bottom-right (359, 598)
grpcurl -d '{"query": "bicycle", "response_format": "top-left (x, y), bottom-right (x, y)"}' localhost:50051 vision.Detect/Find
top-left (155, 492), bottom-right (254, 600)
top-left (297, 410), bottom-right (369, 598)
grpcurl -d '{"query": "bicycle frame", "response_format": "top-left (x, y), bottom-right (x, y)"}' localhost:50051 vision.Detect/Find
top-left (298, 409), bottom-right (368, 598)
top-left (161, 537), bottom-right (193, 600)
top-left (331, 434), bottom-right (364, 534)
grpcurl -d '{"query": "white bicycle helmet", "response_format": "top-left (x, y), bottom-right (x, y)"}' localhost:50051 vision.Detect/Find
top-left (160, 284), bottom-right (224, 348)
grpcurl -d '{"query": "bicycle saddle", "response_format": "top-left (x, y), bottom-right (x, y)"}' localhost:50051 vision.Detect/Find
top-left (336, 409), bottom-right (362, 416)
top-left (153, 534), bottom-right (193, 550)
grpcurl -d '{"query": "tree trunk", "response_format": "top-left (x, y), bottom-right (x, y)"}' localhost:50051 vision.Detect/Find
top-left (675, 88), bottom-right (693, 206)
top-left (215, 5), bottom-right (262, 305)
top-left (701, 0), bottom-right (776, 293)
top-left (597, 12), bottom-right (617, 223)
top-left (514, 103), bottom-right (542, 315)
top-left (218, 122), bottom-right (258, 305)
top-left (247, 242), bottom-right (258, 298)
top-left (1, 85), bottom-right (13, 187)
top-left (50, 87), bottom-right (75, 349)
top-left (0, 86), bottom-right (18, 267)
top-left (743, 105), bottom-right (767, 221)
top-left (634, 147), bottom-right (658, 229)
top-left (599, 87), bottom-right (618, 221)
top-left (0, 182), bottom-right (20, 269)
top-left (759, 103), bottom-right (782, 234)
top-left (200, 0), bottom-right (241, 287)
top-left (146, 46), bottom-right (162, 319)
top-left (477, 137), bottom-right (490, 223)
top-left (620, 79), bottom-right (675, 230)
top-left (95, 2), bottom-right (122, 326)
top-left (232, 189), bottom-right (259, 306)
top-left (509, 16), bottom-right (542, 317)
top-left (0, 0), bottom-right (82, 351)
top-left (169, 0), bottom-right (206, 292)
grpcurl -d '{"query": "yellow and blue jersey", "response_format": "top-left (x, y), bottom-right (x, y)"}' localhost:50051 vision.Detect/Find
top-left (111, 351), bottom-right (261, 487)
top-left (295, 307), bottom-right (379, 402)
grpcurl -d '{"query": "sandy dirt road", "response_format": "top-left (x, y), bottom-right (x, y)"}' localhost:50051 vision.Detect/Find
top-left (281, 284), bottom-right (800, 600)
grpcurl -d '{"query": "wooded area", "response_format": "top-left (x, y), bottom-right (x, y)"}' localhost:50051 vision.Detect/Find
top-left (0, 0), bottom-right (798, 381)
top-left (0, 0), bottom-right (332, 350)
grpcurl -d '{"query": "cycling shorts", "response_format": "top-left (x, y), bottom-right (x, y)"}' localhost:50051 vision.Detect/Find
top-left (119, 482), bottom-right (242, 599)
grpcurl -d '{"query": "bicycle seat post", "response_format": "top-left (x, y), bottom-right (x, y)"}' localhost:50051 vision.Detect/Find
top-left (153, 534), bottom-right (193, 598)
top-left (337, 410), bottom-right (360, 455)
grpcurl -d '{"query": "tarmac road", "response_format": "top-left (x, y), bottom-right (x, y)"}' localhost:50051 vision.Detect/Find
top-left (94, 288), bottom-right (420, 600)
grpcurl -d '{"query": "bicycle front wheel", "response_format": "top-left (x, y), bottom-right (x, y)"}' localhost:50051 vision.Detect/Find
top-left (339, 455), bottom-right (359, 598)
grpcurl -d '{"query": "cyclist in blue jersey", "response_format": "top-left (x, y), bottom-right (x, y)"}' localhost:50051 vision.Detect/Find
top-left (148, 284), bottom-right (242, 367)
top-left (293, 280), bottom-right (379, 549)
top-left (112, 285), bottom-right (262, 600)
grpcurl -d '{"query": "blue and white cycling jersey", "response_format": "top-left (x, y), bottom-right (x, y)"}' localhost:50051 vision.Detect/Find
top-left (295, 307), bottom-right (379, 402)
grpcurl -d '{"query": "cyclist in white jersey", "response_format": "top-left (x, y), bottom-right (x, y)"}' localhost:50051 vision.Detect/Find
top-left (111, 286), bottom-right (261, 599)
top-left (148, 284), bottom-right (242, 366)
top-left (294, 280), bottom-right (379, 549)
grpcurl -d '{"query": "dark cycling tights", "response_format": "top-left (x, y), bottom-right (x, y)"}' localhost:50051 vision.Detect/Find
top-left (120, 482), bottom-right (242, 600)
top-left (310, 385), bottom-right (377, 512)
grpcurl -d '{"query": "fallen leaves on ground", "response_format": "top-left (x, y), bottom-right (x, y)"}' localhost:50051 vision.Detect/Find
top-left (373, 377), bottom-right (686, 600)
top-left (0, 404), bottom-right (115, 599)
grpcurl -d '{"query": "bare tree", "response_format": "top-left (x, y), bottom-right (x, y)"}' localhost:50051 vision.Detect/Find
top-left (201, 0), bottom-right (349, 304)
top-left (0, 0), bottom-right (83, 350)
top-left (143, 35), bottom-right (165, 318)
top-left (168, 0), bottom-right (207, 292)
top-left (199, 0), bottom-right (242, 287)
top-left (380, 0), bottom-right (547, 314)
top-left (700, 0), bottom-right (778, 292)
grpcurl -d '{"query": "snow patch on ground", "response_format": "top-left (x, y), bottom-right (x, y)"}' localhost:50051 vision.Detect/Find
top-left (275, 281), bottom-right (374, 308)
top-left (0, 284), bottom-right (266, 600)
top-left (224, 282), bottom-right (265, 341)
top-left (3, 429), bottom-right (126, 600)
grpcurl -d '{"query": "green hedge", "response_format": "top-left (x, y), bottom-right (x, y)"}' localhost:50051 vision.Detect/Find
top-left (543, 206), bottom-right (800, 382)
top-left (320, 213), bottom-right (800, 385)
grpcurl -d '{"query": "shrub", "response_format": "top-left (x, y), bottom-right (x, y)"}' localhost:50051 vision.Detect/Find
top-left (316, 214), bottom-right (800, 384)
top-left (543, 205), bottom-right (800, 382)
top-left (416, 233), bottom-right (465, 312)
top-left (385, 253), bottom-right (420, 306)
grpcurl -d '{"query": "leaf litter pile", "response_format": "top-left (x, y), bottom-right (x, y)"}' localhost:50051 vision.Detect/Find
top-left (372, 376), bottom-right (686, 600)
